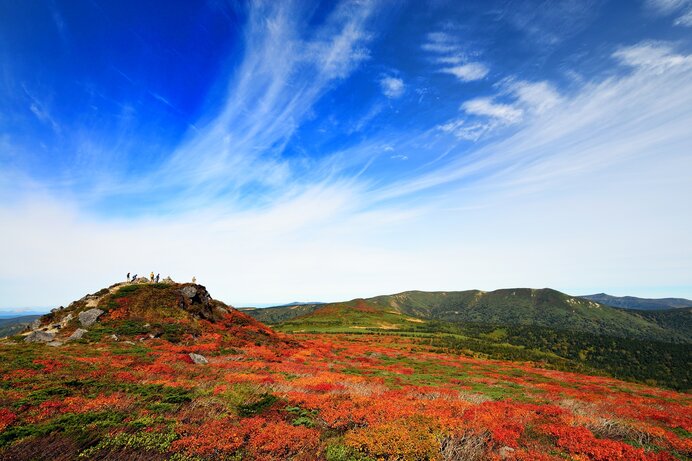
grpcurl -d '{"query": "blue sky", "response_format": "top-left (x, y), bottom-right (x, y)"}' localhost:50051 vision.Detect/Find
top-left (1, 0), bottom-right (691, 311)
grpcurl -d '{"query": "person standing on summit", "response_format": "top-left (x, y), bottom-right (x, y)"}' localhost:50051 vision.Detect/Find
top-left (127, 272), bottom-right (130, 282)
top-left (150, 272), bottom-right (155, 282)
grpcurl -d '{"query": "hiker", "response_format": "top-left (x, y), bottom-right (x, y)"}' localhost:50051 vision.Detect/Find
top-left (192, 276), bottom-right (196, 284)
top-left (150, 272), bottom-right (155, 282)
top-left (155, 274), bottom-right (160, 283)
top-left (126, 272), bottom-right (130, 282)
top-left (131, 274), bottom-right (137, 282)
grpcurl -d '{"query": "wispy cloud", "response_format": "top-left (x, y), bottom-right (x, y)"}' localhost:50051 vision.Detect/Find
top-left (22, 86), bottom-right (61, 135)
top-left (462, 97), bottom-right (523, 124)
top-left (110, 1), bottom-right (381, 210)
top-left (423, 30), bottom-right (488, 83)
top-left (377, 40), bottom-right (692, 204)
top-left (441, 63), bottom-right (489, 82)
top-left (646, 0), bottom-right (692, 26)
top-left (613, 40), bottom-right (692, 72)
top-left (380, 76), bottom-right (404, 98)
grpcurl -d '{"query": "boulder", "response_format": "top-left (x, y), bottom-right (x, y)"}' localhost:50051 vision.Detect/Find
top-left (67, 328), bottom-right (87, 341)
top-left (180, 286), bottom-right (197, 299)
top-left (189, 353), bottom-right (208, 365)
top-left (30, 319), bottom-right (42, 331)
top-left (161, 276), bottom-right (175, 284)
top-left (47, 341), bottom-right (63, 347)
top-left (24, 331), bottom-right (55, 343)
top-left (79, 308), bottom-right (104, 327)
top-left (499, 446), bottom-right (515, 459)
top-left (60, 313), bottom-right (73, 327)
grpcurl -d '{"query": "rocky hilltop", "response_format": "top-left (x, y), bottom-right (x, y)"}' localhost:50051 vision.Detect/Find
top-left (19, 280), bottom-right (280, 348)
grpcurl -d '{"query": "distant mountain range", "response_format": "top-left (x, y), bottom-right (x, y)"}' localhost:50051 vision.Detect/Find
top-left (243, 288), bottom-right (691, 343)
top-left (579, 293), bottom-right (692, 310)
top-left (241, 287), bottom-right (691, 389)
top-left (0, 315), bottom-right (40, 338)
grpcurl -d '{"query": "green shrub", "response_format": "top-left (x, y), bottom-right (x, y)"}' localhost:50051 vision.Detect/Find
top-left (237, 393), bottom-right (277, 417)
top-left (78, 430), bottom-right (178, 457)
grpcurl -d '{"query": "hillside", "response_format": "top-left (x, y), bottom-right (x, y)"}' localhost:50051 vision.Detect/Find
top-left (14, 280), bottom-right (281, 348)
top-left (0, 316), bottom-right (41, 339)
top-left (247, 289), bottom-right (692, 389)
top-left (1, 281), bottom-right (691, 460)
top-left (2, 329), bottom-right (691, 459)
top-left (581, 293), bottom-right (692, 310)
top-left (247, 288), bottom-right (691, 343)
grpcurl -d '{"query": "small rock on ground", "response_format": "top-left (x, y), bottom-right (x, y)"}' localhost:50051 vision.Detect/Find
top-left (67, 328), bottom-right (88, 341)
top-left (189, 353), bottom-right (208, 365)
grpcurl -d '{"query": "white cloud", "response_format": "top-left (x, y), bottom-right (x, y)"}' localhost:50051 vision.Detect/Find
top-left (461, 97), bottom-right (523, 124)
top-left (3, 37), bottom-right (692, 308)
top-left (421, 31), bottom-right (460, 53)
top-left (506, 80), bottom-right (563, 114)
top-left (646, 0), bottom-right (688, 14)
top-left (646, 0), bottom-right (692, 26)
top-left (441, 63), bottom-right (489, 82)
top-left (380, 76), bottom-right (404, 98)
top-left (613, 41), bottom-right (692, 73)
top-left (86, 1), bottom-right (380, 208)
top-left (437, 119), bottom-right (490, 141)
top-left (675, 8), bottom-right (692, 24)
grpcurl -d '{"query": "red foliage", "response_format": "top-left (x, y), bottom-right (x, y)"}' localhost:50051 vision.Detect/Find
top-left (0, 408), bottom-right (17, 431)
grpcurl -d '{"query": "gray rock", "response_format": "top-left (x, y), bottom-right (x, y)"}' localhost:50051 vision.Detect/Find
top-left (67, 328), bottom-right (88, 341)
top-left (499, 446), bottom-right (515, 459)
top-left (189, 353), bottom-right (208, 365)
top-left (162, 276), bottom-right (174, 284)
top-left (60, 313), bottom-right (73, 326)
top-left (47, 341), bottom-right (63, 347)
top-left (110, 334), bottom-right (119, 341)
top-left (79, 308), bottom-right (104, 327)
top-left (30, 319), bottom-right (42, 331)
top-left (180, 286), bottom-right (197, 299)
top-left (24, 331), bottom-right (55, 343)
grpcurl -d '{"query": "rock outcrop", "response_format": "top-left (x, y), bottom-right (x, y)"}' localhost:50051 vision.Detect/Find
top-left (24, 331), bottom-right (55, 343)
top-left (67, 328), bottom-right (88, 341)
top-left (79, 308), bottom-right (104, 327)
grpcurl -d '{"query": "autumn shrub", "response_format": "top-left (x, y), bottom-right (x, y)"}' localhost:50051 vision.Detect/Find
top-left (0, 408), bottom-right (16, 432)
top-left (345, 415), bottom-right (442, 461)
top-left (246, 419), bottom-right (321, 461)
top-left (172, 417), bottom-right (250, 456)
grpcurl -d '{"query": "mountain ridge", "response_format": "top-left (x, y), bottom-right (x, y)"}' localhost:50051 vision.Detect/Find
top-left (579, 293), bottom-right (692, 310)
top-left (244, 287), bottom-right (691, 343)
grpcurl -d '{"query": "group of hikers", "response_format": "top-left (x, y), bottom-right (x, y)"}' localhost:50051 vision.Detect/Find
top-left (125, 273), bottom-right (197, 284)
top-left (126, 272), bottom-right (159, 283)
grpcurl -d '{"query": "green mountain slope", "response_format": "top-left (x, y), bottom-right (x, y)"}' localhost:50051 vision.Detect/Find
top-left (245, 290), bottom-right (692, 390)
top-left (580, 293), bottom-right (692, 310)
top-left (0, 315), bottom-right (41, 338)
top-left (246, 288), bottom-right (691, 343)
